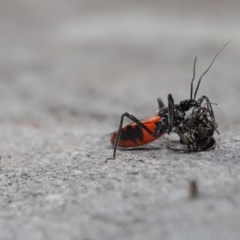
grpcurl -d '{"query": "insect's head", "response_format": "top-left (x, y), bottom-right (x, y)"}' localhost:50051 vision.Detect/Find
top-left (179, 99), bottom-right (197, 112)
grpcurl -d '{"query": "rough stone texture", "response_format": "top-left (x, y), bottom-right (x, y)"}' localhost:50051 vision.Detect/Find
top-left (0, 1), bottom-right (240, 240)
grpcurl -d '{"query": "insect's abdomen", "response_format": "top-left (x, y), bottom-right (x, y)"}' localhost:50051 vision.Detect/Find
top-left (111, 116), bottom-right (163, 147)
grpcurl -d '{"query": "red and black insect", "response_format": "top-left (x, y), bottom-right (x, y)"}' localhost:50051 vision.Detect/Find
top-left (107, 42), bottom-right (229, 160)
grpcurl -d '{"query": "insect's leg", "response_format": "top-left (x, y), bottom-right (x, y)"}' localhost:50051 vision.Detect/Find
top-left (197, 95), bottom-right (219, 134)
top-left (106, 113), bottom-right (157, 161)
top-left (167, 94), bottom-right (175, 134)
top-left (197, 95), bottom-right (215, 120)
top-left (197, 95), bottom-right (210, 106)
top-left (157, 98), bottom-right (165, 111)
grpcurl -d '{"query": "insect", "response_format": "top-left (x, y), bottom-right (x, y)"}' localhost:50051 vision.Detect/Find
top-left (173, 98), bottom-right (218, 151)
top-left (106, 42), bottom-right (230, 160)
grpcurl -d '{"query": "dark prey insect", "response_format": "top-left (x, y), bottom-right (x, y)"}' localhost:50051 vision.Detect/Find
top-left (107, 42), bottom-right (230, 160)
top-left (173, 96), bottom-right (218, 151)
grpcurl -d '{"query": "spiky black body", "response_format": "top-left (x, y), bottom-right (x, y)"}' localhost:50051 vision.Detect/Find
top-left (174, 99), bottom-right (218, 151)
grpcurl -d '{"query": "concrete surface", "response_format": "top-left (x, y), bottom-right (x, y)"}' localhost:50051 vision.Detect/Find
top-left (0, 1), bottom-right (240, 240)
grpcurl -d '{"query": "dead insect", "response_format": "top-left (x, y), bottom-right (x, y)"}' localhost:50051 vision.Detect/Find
top-left (173, 97), bottom-right (218, 151)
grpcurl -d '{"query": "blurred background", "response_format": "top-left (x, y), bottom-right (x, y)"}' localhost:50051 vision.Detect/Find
top-left (0, 0), bottom-right (239, 131)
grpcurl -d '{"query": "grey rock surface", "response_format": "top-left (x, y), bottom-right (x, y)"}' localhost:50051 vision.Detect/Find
top-left (0, 1), bottom-right (240, 240)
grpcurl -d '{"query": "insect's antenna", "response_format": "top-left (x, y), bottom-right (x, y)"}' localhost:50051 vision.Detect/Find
top-left (190, 57), bottom-right (197, 100)
top-left (193, 40), bottom-right (231, 100)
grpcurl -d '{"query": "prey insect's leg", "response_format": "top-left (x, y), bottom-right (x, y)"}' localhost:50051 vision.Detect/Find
top-left (197, 95), bottom-right (219, 135)
top-left (157, 98), bottom-right (165, 110)
top-left (167, 94), bottom-right (175, 134)
top-left (106, 113), bottom-right (158, 161)
top-left (197, 95), bottom-right (215, 120)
